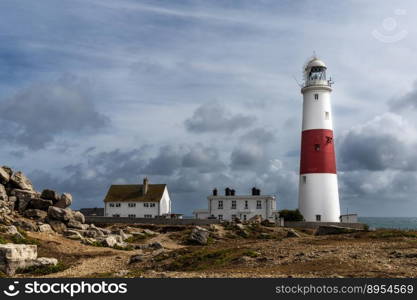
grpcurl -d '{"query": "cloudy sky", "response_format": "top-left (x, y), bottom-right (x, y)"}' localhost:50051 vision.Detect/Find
top-left (1, 0), bottom-right (417, 216)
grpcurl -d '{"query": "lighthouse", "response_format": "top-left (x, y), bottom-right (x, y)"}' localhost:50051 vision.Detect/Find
top-left (298, 57), bottom-right (340, 222)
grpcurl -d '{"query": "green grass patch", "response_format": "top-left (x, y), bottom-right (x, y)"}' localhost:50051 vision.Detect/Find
top-left (10, 235), bottom-right (40, 245)
top-left (166, 247), bottom-right (258, 271)
top-left (370, 230), bottom-right (417, 239)
top-left (113, 244), bottom-right (134, 251)
top-left (17, 262), bottom-right (68, 276)
top-left (0, 236), bottom-right (7, 244)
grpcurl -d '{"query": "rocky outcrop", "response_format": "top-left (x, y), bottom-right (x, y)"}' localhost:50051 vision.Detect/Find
top-left (10, 171), bottom-right (34, 191)
top-left (30, 198), bottom-right (53, 211)
top-left (54, 193), bottom-right (72, 209)
top-left (40, 189), bottom-right (60, 203)
top-left (0, 184), bottom-right (8, 202)
top-left (188, 226), bottom-right (210, 245)
top-left (23, 209), bottom-right (48, 221)
top-left (0, 244), bottom-right (57, 276)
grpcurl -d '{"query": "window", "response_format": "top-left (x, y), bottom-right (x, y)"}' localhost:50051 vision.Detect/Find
top-left (128, 203), bottom-right (136, 208)
top-left (314, 144), bottom-right (321, 151)
top-left (316, 214), bottom-right (321, 222)
top-left (314, 94), bottom-right (319, 100)
top-left (112, 214), bottom-right (120, 217)
top-left (302, 176), bottom-right (307, 184)
top-left (144, 214), bottom-right (152, 218)
top-left (109, 203), bottom-right (115, 207)
top-left (218, 200), bottom-right (223, 209)
top-left (128, 214), bottom-right (136, 218)
top-left (150, 203), bottom-right (156, 207)
top-left (243, 215), bottom-right (247, 221)
top-left (218, 215), bottom-right (223, 220)
top-left (115, 203), bottom-right (121, 207)
top-left (256, 200), bottom-right (262, 209)
top-left (244, 201), bottom-right (248, 209)
top-left (231, 200), bottom-right (236, 209)
top-left (231, 214), bottom-right (237, 220)
top-left (325, 111), bottom-right (329, 120)
top-left (144, 203), bottom-right (149, 207)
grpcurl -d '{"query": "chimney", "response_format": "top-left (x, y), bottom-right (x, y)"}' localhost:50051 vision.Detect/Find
top-left (257, 188), bottom-right (261, 195)
top-left (225, 187), bottom-right (231, 196)
top-left (252, 187), bottom-right (257, 196)
top-left (143, 177), bottom-right (149, 196)
top-left (212, 188), bottom-right (218, 196)
top-left (231, 189), bottom-right (235, 196)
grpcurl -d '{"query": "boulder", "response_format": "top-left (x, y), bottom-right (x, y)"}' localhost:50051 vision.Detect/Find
top-left (129, 255), bottom-right (144, 264)
top-left (54, 193), bottom-right (72, 208)
top-left (0, 184), bottom-right (8, 201)
top-left (103, 236), bottom-right (118, 247)
top-left (38, 224), bottom-right (54, 233)
top-left (119, 229), bottom-right (132, 241)
top-left (73, 211), bottom-right (85, 224)
top-left (315, 225), bottom-right (361, 236)
top-left (1, 166), bottom-right (13, 177)
top-left (13, 219), bottom-right (38, 232)
top-left (30, 198), bottom-right (53, 211)
top-left (0, 244), bottom-right (37, 275)
top-left (143, 229), bottom-right (158, 236)
top-left (67, 219), bottom-right (84, 230)
top-left (40, 189), bottom-right (60, 202)
top-left (0, 167), bottom-right (11, 184)
top-left (64, 230), bottom-right (84, 240)
top-left (17, 197), bottom-right (32, 213)
top-left (286, 229), bottom-right (301, 238)
top-left (9, 171), bottom-right (34, 191)
top-left (48, 220), bottom-right (67, 233)
top-left (188, 227), bottom-right (210, 245)
top-left (23, 209), bottom-right (48, 221)
top-left (31, 257), bottom-right (58, 267)
top-left (149, 242), bottom-right (163, 250)
top-left (84, 230), bottom-right (101, 238)
top-left (47, 206), bottom-right (73, 222)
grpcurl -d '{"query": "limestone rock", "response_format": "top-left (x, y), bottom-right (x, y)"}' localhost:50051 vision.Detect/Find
top-left (143, 229), bottom-right (158, 236)
top-left (0, 244), bottom-right (37, 275)
top-left (67, 219), bottom-right (84, 230)
top-left (10, 171), bottom-right (34, 191)
top-left (32, 257), bottom-right (58, 267)
top-left (189, 226), bottom-right (209, 245)
top-left (149, 242), bottom-right (163, 250)
top-left (48, 206), bottom-right (73, 222)
top-left (119, 229), bottom-right (132, 241)
top-left (30, 198), bottom-right (53, 211)
top-left (286, 229), bottom-right (301, 238)
top-left (0, 184), bottom-right (8, 201)
top-left (13, 219), bottom-right (38, 232)
top-left (103, 236), bottom-right (117, 247)
top-left (74, 211), bottom-right (85, 224)
top-left (129, 255), bottom-right (144, 264)
top-left (54, 193), bottom-right (72, 208)
top-left (0, 167), bottom-right (11, 184)
top-left (39, 224), bottom-right (54, 233)
top-left (40, 189), bottom-right (60, 202)
top-left (23, 209), bottom-right (48, 221)
top-left (17, 197), bottom-right (32, 213)
top-left (48, 220), bottom-right (67, 233)
top-left (64, 230), bottom-right (84, 240)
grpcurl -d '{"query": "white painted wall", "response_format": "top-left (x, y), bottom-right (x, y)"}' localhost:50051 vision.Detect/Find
top-left (301, 86), bottom-right (333, 131)
top-left (198, 195), bottom-right (277, 221)
top-left (298, 173), bottom-right (340, 222)
top-left (159, 187), bottom-right (171, 215)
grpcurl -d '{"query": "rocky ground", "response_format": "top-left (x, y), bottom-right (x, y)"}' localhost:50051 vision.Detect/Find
top-left (2, 165), bottom-right (417, 278)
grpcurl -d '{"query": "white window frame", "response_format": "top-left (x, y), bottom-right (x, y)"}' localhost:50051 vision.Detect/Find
top-left (231, 200), bottom-right (236, 209)
top-left (109, 203), bottom-right (115, 208)
top-left (144, 214), bottom-right (152, 218)
top-left (115, 203), bottom-right (121, 208)
top-left (244, 201), bottom-right (248, 209)
top-left (218, 214), bottom-right (223, 220)
top-left (150, 203), bottom-right (156, 207)
top-left (128, 214), bottom-right (136, 218)
top-left (144, 203), bottom-right (149, 207)
top-left (128, 203), bottom-right (136, 208)
top-left (256, 200), bottom-right (262, 209)
top-left (218, 200), bottom-right (223, 209)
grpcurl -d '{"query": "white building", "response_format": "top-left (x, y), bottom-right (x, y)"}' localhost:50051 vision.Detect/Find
top-left (104, 178), bottom-right (171, 218)
top-left (194, 187), bottom-right (278, 222)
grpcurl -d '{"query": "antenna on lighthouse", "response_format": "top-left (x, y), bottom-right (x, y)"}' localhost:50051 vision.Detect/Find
top-left (292, 75), bottom-right (303, 88)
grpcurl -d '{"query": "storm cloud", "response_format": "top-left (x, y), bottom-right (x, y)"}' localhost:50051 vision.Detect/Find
top-left (0, 76), bottom-right (109, 150)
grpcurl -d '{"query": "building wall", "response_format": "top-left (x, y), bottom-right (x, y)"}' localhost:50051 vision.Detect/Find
top-left (205, 195), bottom-right (276, 221)
top-left (105, 202), bottom-right (159, 218)
top-left (86, 216), bottom-right (221, 225)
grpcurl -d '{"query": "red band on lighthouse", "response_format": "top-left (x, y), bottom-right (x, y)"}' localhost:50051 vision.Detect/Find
top-left (300, 129), bottom-right (336, 174)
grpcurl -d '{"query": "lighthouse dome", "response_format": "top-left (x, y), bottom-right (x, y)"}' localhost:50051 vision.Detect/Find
top-left (305, 58), bottom-right (327, 70)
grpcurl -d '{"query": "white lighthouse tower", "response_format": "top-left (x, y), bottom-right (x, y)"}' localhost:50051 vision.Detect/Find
top-left (298, 57), bottom-right (340, 222)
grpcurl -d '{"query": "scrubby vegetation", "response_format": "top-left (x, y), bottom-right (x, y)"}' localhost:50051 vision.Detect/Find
top-left (17, 262), bottom-right (69, 276)
top-left (279, 209), bottom-right (304, 221)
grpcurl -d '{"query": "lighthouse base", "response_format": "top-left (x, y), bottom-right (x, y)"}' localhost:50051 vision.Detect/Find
top-left (298, 173), bottom-right (340, 222)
